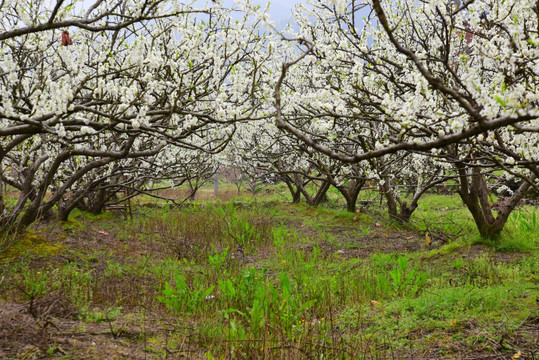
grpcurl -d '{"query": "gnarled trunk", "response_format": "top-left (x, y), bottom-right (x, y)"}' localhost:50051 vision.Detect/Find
top-left (381, 172), bottom-right (443, 223)
top-left (336, 178), bottom-right (366, 213)
top-left (298, 179), bottom-right (331, 206)
top-left (282, 179), bottom-right (301, 204)
top-left (456, 163), bottom-right (533, 240)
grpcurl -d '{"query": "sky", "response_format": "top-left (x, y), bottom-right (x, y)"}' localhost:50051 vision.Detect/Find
top-left (261, 0), bottom-right (303, 24)
top-left (72, 0), bottom-right (305, 30)
top-left (223, 0), bottom-right (304, 29)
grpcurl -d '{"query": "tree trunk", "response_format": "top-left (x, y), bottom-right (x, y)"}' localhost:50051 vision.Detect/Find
top-left (89, 191), bottom-right (109, 214)
top-left (456, 164), bottom-right (533, 240)
top-left (288, 185), bottom-right (302, 204)
top-left (395, 203), bottom-right (417, 223)
top-left (299, 179), bottom-right (330, 206)
top-left (58, 207), bottom-right (72, 222)
top-left (381, 177), bottom-right (399, 220)
top-left (291, 188), bottom-right (301, 204)
top-left (188, 182), bottom-right (197, 201)
top-left (345, 195), bottom-right (356, 213)
top-left (78, 186), bottom-right (109, 214)
top-left (213, 173), bottom-right (219, 196)
top-left (0, 159), bottom-right (4, 218)
top-left (336, 178), bottom-right (365, 213)
top-left (282, 178), bottom-right (301, 204)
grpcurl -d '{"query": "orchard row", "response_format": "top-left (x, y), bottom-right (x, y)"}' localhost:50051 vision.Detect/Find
top-left (1, 0), bottom-right (537, 240)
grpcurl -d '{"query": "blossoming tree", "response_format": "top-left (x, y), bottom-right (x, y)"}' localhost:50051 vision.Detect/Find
top-left (0, 0), bottom-right (274, 230)
top-left (273, 0), bottom-right (539, 238)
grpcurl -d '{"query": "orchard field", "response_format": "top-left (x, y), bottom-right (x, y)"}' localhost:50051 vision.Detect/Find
top-left (0, 183), bottom-right (537, 359)
top-left (1, 0), bottom-right (539, 359)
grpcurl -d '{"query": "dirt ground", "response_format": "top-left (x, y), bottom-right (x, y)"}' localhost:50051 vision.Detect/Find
top-left (0, 204), bottom-right (537, 360)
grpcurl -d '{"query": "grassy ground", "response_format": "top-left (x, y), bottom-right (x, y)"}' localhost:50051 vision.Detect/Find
top-left (0, 189), bottom-right (537, 359)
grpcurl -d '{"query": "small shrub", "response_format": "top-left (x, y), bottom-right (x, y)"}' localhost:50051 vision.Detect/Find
top-left (18, 266), bottom-right (49, 316)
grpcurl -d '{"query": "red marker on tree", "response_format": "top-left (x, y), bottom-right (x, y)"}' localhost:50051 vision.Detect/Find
top-left (61, 30), bottom-right (73, 46)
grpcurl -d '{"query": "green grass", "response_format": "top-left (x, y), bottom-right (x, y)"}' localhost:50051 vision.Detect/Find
top-left (411, 194), bottom-right (476, 238)
top-left (411, 194), bottom-right (539, 252)
top-left (0, 191), bottom-right (537, 359)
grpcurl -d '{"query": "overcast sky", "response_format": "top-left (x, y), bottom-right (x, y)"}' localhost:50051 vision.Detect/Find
top-left (71, 0), bottom-right (303, 29)
top-left (223, 0), bottom-right (304, 28)
top-left (70, 0), bottom-right (304, 31)
top-left (260, 0), bottom-right (303, 21)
